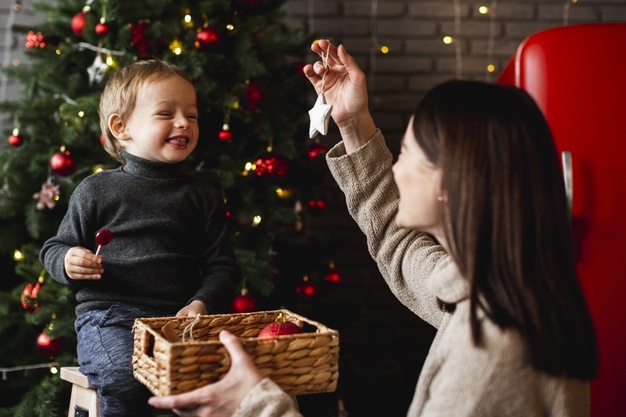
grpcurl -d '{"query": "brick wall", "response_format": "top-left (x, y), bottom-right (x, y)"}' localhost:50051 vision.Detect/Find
top-left (1, 1), bottom-right (624, 415)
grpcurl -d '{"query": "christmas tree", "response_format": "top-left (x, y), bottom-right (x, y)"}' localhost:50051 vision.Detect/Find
top-left (0, 0), bottom-right (336, 415)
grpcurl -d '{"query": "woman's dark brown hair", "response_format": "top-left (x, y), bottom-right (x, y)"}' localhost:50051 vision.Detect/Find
top-left (413, 80), bottom-right (597, 379)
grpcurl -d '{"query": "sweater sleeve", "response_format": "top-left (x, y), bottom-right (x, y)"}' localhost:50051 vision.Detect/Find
top-left (233, 378), bottom-right (302, 417)
top-left (326, 131), bottom-right (446, 328)
top-left (39, 182), bottom-right (95, 286)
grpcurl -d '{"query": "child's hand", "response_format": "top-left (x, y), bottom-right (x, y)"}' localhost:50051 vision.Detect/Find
top-left (64, 246), bottom-right (103, 280)
top-left (176, 300), bottom-right (208, 317)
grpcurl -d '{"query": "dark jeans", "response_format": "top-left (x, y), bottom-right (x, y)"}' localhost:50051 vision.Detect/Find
top-left (75, 303), bottom-right (166, 417)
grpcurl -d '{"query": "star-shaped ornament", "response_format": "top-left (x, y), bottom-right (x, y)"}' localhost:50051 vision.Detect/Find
top-left (87, 55), bottom-right (109, 85)
top-left (308, 93), bottom-right (332, 139)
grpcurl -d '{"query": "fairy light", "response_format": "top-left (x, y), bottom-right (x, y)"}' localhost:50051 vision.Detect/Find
top-left (12, 58), bottom-right (20, 66)
top-left (226, 24), bottom-right (234, 31)
top-left (479, 6), bottom-right (489, 14)
top-left (368, 0), bottom-right (380, 93)
top-left (252, 215), bottom-right (262, 226)
top-left (13, 249), bottom-right (23, 261)
top-left (169, 39), bottom-right (183, 55)
top-left (77, 111), bottom-right (85, 117)
top-left (453, 0), bottom-right (463, 78)
top-left (485, 0), bottom-right (498, 81)
top-left (562, 0), bottom-right (579, 26)
top-left (443, 36), bottom-right (454, 44)
top-left (380, 45), bottom-right (389, 54)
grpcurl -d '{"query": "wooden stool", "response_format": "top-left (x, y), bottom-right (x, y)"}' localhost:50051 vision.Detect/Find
top-left (60, 367), bottom-right (99, 417)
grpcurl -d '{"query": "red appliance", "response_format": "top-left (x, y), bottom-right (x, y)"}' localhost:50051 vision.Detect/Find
top-left (498, 23), bottom-right (626, 416)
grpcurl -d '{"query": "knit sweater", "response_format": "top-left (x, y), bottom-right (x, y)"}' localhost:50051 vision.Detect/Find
top-left (233, 131), bottom-right (590, 417)
top-left (40, 152), bottom-right (240, 317)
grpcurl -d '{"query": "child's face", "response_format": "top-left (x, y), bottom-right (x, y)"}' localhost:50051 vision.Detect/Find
top-left (117, 75), bottom-right (199, 164)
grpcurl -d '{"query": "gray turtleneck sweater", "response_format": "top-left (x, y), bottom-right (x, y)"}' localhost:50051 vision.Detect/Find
top-left (40, 152), bottom-right (240, 317)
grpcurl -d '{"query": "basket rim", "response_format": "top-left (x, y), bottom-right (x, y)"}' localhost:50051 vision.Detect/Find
top-left (132, 308), bottom-right (339, 346)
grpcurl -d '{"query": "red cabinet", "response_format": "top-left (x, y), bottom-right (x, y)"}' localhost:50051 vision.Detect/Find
top-left (498, 23), bottom-right (626, 416)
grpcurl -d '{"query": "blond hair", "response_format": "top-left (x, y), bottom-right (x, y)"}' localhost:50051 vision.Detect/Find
top-left (98, 60), bottom-right (193, 163)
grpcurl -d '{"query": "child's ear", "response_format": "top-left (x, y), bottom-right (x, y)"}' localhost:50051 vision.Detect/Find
top-left (108, 114), bottom-right (130, 141)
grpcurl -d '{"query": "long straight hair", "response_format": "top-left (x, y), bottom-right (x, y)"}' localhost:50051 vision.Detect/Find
top-left (412, 80), bottom-right (597, 379)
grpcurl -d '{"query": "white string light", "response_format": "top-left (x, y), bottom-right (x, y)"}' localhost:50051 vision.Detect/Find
top-left (563, 0), bottom-right (571, 26)
top-left (368, 0), bottom-right (380, 95)
top-left (485, 1), bottom-right (498, 81)
top-left (307, 0), bottom-right (315, 35)
top-left (0, 0), bottom-right (20, 135)
top-left (1, 362), bottom-right (59, 380)
top-left (453, 0), bottom-right (463, 79)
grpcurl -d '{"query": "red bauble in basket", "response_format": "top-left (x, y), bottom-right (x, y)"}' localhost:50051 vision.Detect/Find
top-left (258, 313), bottom-right (303, 342)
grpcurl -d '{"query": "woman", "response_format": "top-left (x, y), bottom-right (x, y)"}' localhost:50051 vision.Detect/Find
top-left (149, 40), bottom-right (597, 417)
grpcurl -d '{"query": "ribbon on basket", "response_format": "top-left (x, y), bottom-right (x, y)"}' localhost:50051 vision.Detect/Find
top-left (182, 314), bottom-right (201, 343)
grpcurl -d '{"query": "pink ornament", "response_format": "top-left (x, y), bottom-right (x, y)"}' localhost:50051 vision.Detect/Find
top-left (33, 182), bottom-right (61, 210)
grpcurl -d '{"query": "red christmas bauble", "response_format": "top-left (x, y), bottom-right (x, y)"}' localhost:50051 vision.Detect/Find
top-left (306, 142), bottom-right (329, 160)
top-left (253, 152), bottom-right (288, 178)
top-left (95, 22), bottom-right (110, 37)
top-left (9, 133), bottom-right (23, 147)
top-left (21, 282), bottom-right (42, 312)
top-left (50, 150), bottom-right (77, 177)
top-left (295, 282), bottom-right (317, 298)
top-left (196, 27), bottom-right (220, 47)
top-left (258, 314), bottom-right (303, 343)
top-left (324, 270), bottom-right (342, 284)
top-left (218, 129), bottom-right (233, 143)
top-left (232, 292), bottom-right (258, 313)
top-left (71, 12), bottom-right (87, 37)
top-left (129, 21), bottom-right (150, 55)
top-left (306, 198), bottom-right (328, 215)
top-left (37, 331), bottom-right (64, 357)
top-left (244, 83), bottom-right (263, 110)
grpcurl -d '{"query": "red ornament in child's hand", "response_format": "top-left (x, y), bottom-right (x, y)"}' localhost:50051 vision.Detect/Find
top-left (95, 228), bottom-right (113, 255)
top-left (258, 313), bottom-right (303, 343)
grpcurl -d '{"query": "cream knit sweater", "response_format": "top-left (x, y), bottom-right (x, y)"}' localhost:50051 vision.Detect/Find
top-left (234, 131), bottom-right (590, 417)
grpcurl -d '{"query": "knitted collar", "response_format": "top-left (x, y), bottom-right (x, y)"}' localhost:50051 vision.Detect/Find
top-left (121, 152), bottom-right (184, 179)
top-left (427, 256), bottom-right (469, 305)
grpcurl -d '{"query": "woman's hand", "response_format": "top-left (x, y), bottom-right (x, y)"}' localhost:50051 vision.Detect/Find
top-left (148, 331), bottom-right (263, 417)
top-left (303, 40), bottom-right (377, 152)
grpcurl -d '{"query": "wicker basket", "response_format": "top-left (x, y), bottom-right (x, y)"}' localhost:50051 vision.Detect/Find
top-left (132, 309), bottom-right (339, 396)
